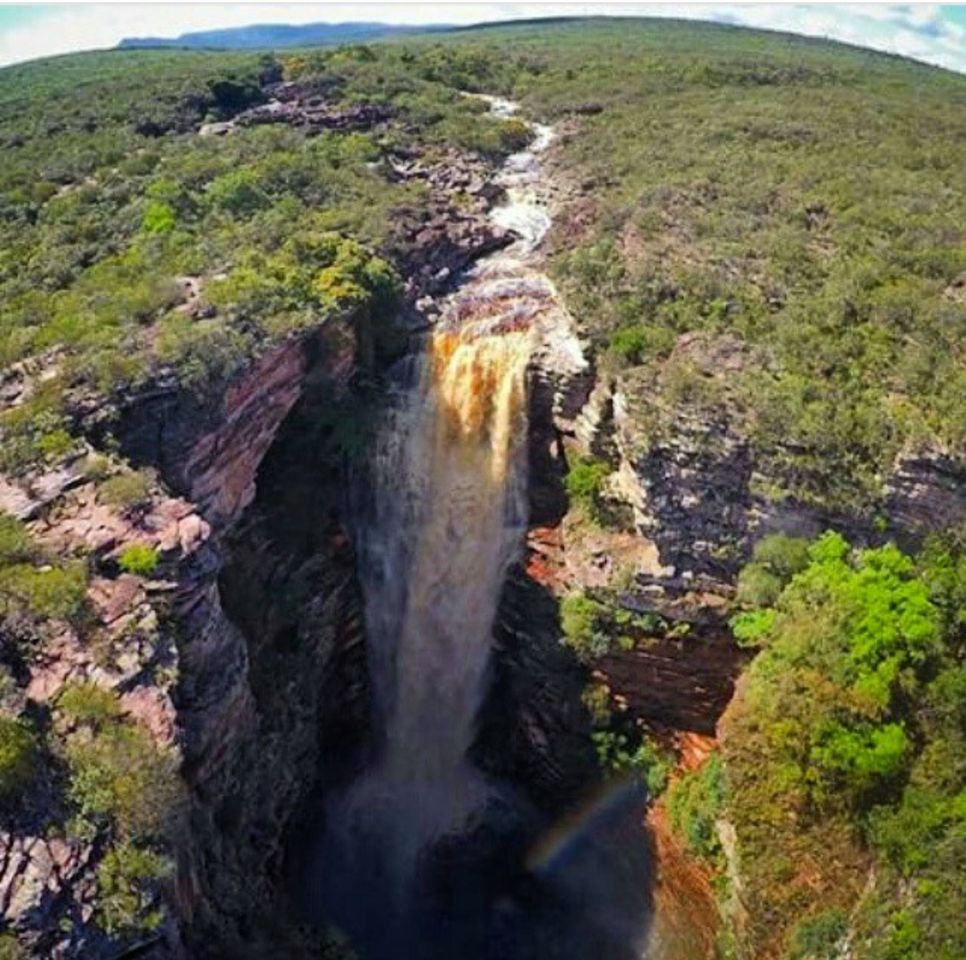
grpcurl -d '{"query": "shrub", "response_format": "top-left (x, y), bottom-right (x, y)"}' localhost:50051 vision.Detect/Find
top-left (97, 470), bottom-right (153, 511)
top-left (809, 722), bottom-right (911, 808)
top-left (564, 456), bottom-right (610, 520)
top-left (62, 687), bottom-right (181, 839)
top-left (0, 512), bottom-right (88, 624)
top-left (668, 754), bottom-right (726, 866)
top-left (142, 200), bottom-right (175, 233)
top-left (582, 680), bottom-right (613, 726)
top-left (31, 180), bottom-right (58, 205)
top-left (80, 452), bottom-right (112, 482)
top-left (95, 841), bottom-right (170, 937)
top-left (58, 682), bottom-right (122, 726)
top-left (735, 534), bottom-right (812, 612)
top-left (593, 730), bottom-right (671, 796)
top-left (0, 404), bottom-right (77, 474)
top-left (787, 909), bottom-right (848, 960)
top-left (0, 515), bottom-right (32, 565)
top-left (35, 428), bottom-right (73, 460)
top-left (499, 117), bottom-right (532, 151)
top-left (117, 544), bottom-right (159, 577)
top-left (0, 716), bottom-right (37, 804)
top-left (0, 934), bottom-right (24, 960)
top-left (735, 562), bottom-right (783, 607)
top-left (729, 608), bottom-right (777, 647)
top-left (155, 315), bottom-right (251, 386)
top-left (609, 324), bottom-right (649, 364)
top-left (206, 169), bottom-right (270, 216)
top-left (752, 533), bottom-right (811, 580)
top-left (0, 561), bottom-right (88, 623)
top-left (869, 777), bottom-right (964, 875)
top-left (560, 591), bottom-right (609, 660)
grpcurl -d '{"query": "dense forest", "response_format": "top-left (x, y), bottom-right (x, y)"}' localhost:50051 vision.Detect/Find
top-left (0, 17), bottom-right (963, 960)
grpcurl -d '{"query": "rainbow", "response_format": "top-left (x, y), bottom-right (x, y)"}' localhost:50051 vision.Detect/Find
top-left (525, 775), bottom-right (648, 876)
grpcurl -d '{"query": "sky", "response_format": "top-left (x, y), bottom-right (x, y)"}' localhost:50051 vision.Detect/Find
top-left (0, 2), bottom-right (963, 73)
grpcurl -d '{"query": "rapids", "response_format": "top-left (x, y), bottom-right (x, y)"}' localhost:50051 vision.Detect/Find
top-left (303, 96), bottom-right (651, 960)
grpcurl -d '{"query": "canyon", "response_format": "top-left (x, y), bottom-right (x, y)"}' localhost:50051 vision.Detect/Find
top-left (2, 65), bottom-right (962, 960)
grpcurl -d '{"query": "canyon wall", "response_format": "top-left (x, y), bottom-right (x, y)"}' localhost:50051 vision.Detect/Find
top-left (0, 317), bottom-right (368, 958)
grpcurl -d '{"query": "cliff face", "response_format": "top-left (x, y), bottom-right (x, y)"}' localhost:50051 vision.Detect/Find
top-left (550, 326), bottom-right (966, 741)
top-left (0, 314), bottom-right (367, 957)
top-left (176, 352), bottom-right (370, 959)
top-left (502, 172), bottom-right (966, 959)
top-left (108, 319), bottom-right (369, 960)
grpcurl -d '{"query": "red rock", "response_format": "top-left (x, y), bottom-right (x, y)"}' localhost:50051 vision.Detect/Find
top-left (121, 685), bottom-right (177, 745)
top-left (89, 575), bottom-right (144, 625)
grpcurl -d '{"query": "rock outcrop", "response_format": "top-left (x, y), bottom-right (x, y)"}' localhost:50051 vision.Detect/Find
top-left (201, 78), bottom-right (393, 138)
top-left (384, 148), bottom-right (516, 312)
top-left (0, 314), bottom-right (366, 957)
top-left (0, 465), bottom-right (203, 956)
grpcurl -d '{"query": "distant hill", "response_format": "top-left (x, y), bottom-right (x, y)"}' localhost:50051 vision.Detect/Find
top-left (118, 20), bottom-right (450, 50)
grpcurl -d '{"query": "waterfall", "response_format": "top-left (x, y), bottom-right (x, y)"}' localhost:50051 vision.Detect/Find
top-left (342, 321), bottom-right (533, 882)
top-left (308, 98), bottom-right (555, 954)
top-left (314, 269), bottom-right (537, 957)
top-left (306, 95), bottom-right (652, 960)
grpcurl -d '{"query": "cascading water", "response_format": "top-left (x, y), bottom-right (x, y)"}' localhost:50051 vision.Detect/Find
top-left (305, 98), bottom-right (651, 960)
top-left (334, 322), bottom-right (534, 896)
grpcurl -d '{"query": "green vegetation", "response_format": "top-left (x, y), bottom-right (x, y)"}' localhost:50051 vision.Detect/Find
top-left (559, 590), bottom-right (610, 660)
top-left (2, 20), bottom-right (961, 496)
top-left (0, 43), bottom-right (528, 472)
top-left (117, 544), bottom-right (160, 577)
top-left (22, 684), bottom-right (182, 945)
top-left (0, 935), bottom-right (24, 960)
top-left (593, 729), bottom-right (670, 795)
top-left (667, 754), bottom-right (727, 868)
top-left (0, 715), bottom-right (37, 804)
top-left (732, 532), bottom-right (811, 634)
top-left (58, 682), bottom-right (181, 840)
top-left (95, 841), bottom-right (170, 938)
top-left (559, 588), bottom-right (667, 662)
top-left (787, 910), bottom-right (849, 960)
top-left (0, 514), bottom-right (31, 563)
top-left (719, 532), bottom-right (965, 957)
top-left (57, 681), bottom-right (122, 725)
top-left (565, 592), bottom-right (673, 797)
top-left (0, 513), bottom-right (87, 624)
top-left (96, 469), bottom-right (154, 510)
top-left (490, 18), bottom-right (964, 510)
top-left (735, 531), bottom-right (811, 608)
top-left (563, 456), bottom-right (610, 522)
top-left (0, 19), bottom-right (963, 955)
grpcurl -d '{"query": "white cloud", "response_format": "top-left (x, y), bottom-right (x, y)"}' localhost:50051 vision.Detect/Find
top-left (0, 2), bottom-right (963, 73)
